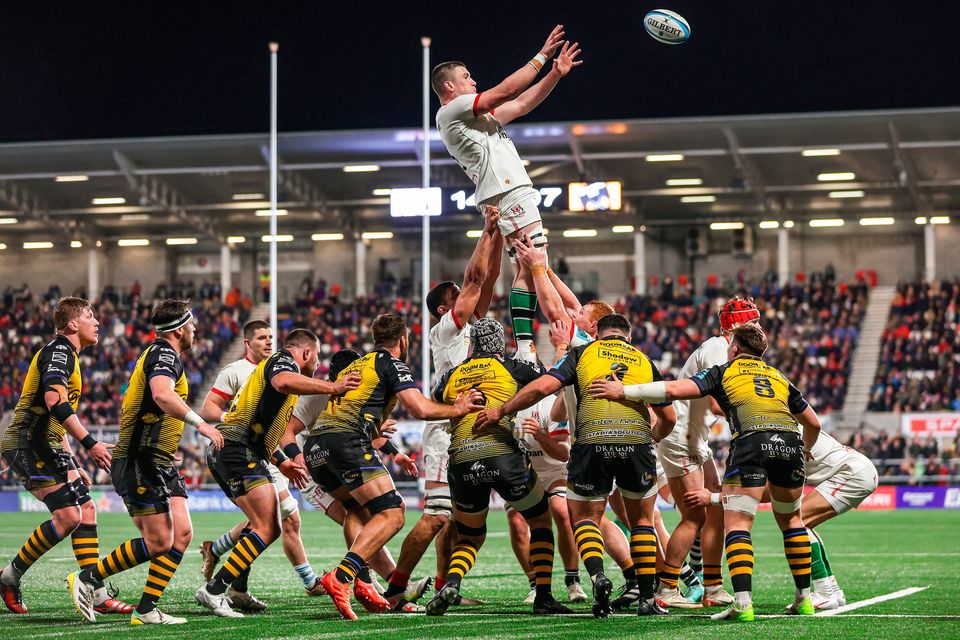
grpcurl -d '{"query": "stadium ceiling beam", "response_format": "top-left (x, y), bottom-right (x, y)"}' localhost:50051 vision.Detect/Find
top-left (113, 151), bottom-right (225, 244)
top-left (0, 179), bottom-right (97, 244)
top-left (888, 122), bottom-right (929, 215)
top-left (259, 144), bottom-right (350, 231)
top-left (723, 127), bottom-right (776, 215)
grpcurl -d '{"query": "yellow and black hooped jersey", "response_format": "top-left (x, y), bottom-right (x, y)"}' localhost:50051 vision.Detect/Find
top-left (433, 354), bottom-right (542, 465)
top-left (691, 355), bottom-right (808, 441)
top-left (220, 349), bottom-right (300, 459)
top-left (310, 348), bottom-right (417, 439)
top-left (114, 339), bottom-right (188, 466)
top-left (548, 335), bottom-right (664, 446)
top-left (1, 334), bottom-right (81, 453)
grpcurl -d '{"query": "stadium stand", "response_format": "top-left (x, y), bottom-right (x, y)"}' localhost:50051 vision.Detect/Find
top-left (869, 279), bottom-right (960, 412)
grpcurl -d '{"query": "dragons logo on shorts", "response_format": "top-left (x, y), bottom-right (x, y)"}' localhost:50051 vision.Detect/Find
top-left (770, 434), bottom-right (785, 445)
top-left (470, 461), bottom-right (484, 473)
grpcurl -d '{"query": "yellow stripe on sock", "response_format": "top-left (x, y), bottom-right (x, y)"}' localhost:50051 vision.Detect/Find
top-left (729, 566), bottom-right (753, 577)
top-left (143, 586), bottom-right (164, 597)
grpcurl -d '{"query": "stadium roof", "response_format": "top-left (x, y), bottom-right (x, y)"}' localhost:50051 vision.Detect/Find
top-left (0, 106), bottom-right (957, 247)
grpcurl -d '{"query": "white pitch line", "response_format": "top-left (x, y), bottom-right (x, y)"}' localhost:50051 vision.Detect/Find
top-left (816, 586), bottom-right (929, 617)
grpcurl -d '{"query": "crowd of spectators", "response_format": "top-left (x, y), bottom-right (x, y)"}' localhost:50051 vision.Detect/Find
top-left (869, 280), bottom-right (960, 412)
top-left (0, 282), bottom-right (249, 487)
top-left (619, 277), bottom-right (868, 413)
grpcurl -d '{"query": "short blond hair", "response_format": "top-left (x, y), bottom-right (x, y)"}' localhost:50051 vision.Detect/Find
top-left (54, 297), bottom-right (91, 331)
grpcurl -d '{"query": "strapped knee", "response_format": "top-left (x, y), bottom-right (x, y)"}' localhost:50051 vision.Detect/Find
top-left (72, 477), bottom-right (92, 506)
top-left (722, 494), bottom-right (759, 516)
top-left (279, 495), bottom-right (300, 519)
top-left (423, 485), bottom-right (453, 518)
top-left (42, 483), bottom-right (80, 512)
top-left (456, 521), bottom-right (487, 537)
top-left (771, 496), bottom-right (803, 514)
top-left (364, 490), bottom-right (404, 515)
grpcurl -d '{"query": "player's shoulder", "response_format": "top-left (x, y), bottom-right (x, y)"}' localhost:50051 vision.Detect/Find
top-left (437, 93), bottom-right (475, 118)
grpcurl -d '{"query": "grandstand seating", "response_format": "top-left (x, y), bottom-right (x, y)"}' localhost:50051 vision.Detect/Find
top-left (869, 279), bottom-right (960, 412)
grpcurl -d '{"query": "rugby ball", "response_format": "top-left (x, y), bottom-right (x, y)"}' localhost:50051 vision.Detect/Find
top-left (643, 9), bottom-right (690, 45)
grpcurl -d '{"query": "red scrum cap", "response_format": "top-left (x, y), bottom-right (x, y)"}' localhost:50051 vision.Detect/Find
top-left (719, 296), bottom-right (760, 332)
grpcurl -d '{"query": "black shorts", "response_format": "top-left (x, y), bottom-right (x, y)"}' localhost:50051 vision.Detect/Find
top-left (448, 453), bottom-right (546, 517)
top-left (723, 431), bottom-right (805, 489)
top-left (2, 447), bottom-right (73, 491)
top-left (111, 457), bottom-right (188, 517)
top-left (567, 442), bottom-right (657, 501)
top-left (303, 430), bottom-right (388, 493)
top-left (207, 442), bottom-right (273, 500)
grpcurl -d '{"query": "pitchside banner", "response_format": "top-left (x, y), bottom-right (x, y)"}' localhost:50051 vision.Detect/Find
top-left (896, 486), bottom-right (960, 509)
top-left (902, 413), bottom-right (960, 438)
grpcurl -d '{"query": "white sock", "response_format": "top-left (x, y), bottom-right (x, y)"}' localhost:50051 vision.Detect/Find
top-left (734, 590), bottom-right (751, 607)
top-left (813, 577), bottom-right (832, 594)
top-left (93, 586), bottom-right (108, 605)
top-left (515, 339), bottom-right (537, 364)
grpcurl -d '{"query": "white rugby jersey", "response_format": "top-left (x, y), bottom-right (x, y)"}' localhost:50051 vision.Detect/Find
top-left (429, 310), bottom-right (472, 387)
top-left (517, 396), bottom-right (570, 459)
top-left (664, 335), bottom-right (730, 447)
top-left (805, 431), bottom-right (869, 485)
top-left (561, 323), bottom-right (595, 426)
top-left (210, 357), bottom-right (258, 403)
top-left (291, 392), bottom-right (331, 434)
top-left (436, 93), bottom-right (533, 205)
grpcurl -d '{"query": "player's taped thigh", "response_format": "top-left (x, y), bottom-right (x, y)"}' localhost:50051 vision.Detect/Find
top-left (722, 493), bottom-right (760, 516)
top-left (279, 494), bottom-right (300, 519)
top-left (509, 483), bottom-right (549, 519)
top-left (42, 482), bottom-right (81, 512)
top-left (364, 490), bottom-right (404, 515)
top-left (771, 496), bottom-right (803, 514)
top-left (455, 520), bottom-right (487, 537)
top-left (72, 477), bottom-right (92, 506)
top-left (504, 220), bottom-right (548, 263)
top-left (423, 484), bottom-right (453, 518)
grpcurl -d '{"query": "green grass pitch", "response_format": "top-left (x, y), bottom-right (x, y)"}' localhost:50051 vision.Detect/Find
top-left (0, 508), bottom-right (958, 639)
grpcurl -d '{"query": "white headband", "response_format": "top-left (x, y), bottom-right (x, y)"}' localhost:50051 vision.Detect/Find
top-left (154, 309), bottom-right (193, 333)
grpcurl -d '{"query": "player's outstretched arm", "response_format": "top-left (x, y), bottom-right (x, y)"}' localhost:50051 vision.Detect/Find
top-left (149, 375), bottom-right (223, 449)
top-left (794, 405), bottom-right (822, 460)
top-left (650, 403), bottom-right (677, 443)
top-left (475, 375), bottom-right (563, 429)
top-left (453, 206), bottom-right (500, 326)
top-left (513, 235), bottom-right (566, 323)
top-left (589, 377), bottom-right (701, 403)
top-left (397, 388), bottom-right (485, 421)
top-left (44, 385), bottom-right (111, 471)
top-left (475, 210), bottom-right (504, 317)
top-left (200, 389), bottom-right (230, 424)
top-left (474, 24), bottom-right (565, 115)
top-left (495, 40), bottom-right (583, 126)
top-left (272, 370), bottom-right (361, 396)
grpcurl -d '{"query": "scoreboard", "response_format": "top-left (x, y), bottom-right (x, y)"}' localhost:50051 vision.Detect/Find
top-left (390, 182), bottom-right (622, 217)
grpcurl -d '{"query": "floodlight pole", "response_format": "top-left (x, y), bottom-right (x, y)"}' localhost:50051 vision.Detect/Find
top-left (420, 37), bottom-right (431, 396)
top-left (269, 42), bottom-right (279, 347)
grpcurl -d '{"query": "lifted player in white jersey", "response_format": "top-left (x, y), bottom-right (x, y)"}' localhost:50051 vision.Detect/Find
top-left (687, 430), bottom-right (877, 610)
top-left (433, 24), bottom-right (581, 364)
top-left (381, 208), bottom-right (502, 609)
top-left (654, 299), bottom-right (758, 609)
top-left (197, 320), bottom-right (324, 609)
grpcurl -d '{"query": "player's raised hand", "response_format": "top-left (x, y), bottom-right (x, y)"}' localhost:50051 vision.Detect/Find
top-left (394, 452), bottom-right (419, 477)
top-left (473, 406), bottom-right (503, 432)
top-left (88, 441), bottom-right (112, 471)
top-left (683, 488), bottom-right (713, 509)
top-left (549, 317), bottom-right (571, 349)
top-left (454, 389), bottom-right (486, 416)
top-left (552, 41), bottom-right (583, 77)
top-left (197, 421), bottom-right (224, 450)
top-left (540, 24), bottom-right (565, 58)
top-left (588, 377), bottom-right (626, 400)
top-left (334, 371), bottom-right (362, 395)
top-left (482, 205), bottom-right (501, 234)
top-left (279, 458), bottom-right (310, 489)
top-left (512, 234), bottom-right (547, 271)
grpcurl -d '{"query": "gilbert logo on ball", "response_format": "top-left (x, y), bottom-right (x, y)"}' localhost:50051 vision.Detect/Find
top-left (644, 9), bottom-right (690, 45)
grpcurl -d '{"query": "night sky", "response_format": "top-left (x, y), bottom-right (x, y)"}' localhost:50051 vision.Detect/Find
top-left (2, 1), bottom-right (958, 142)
